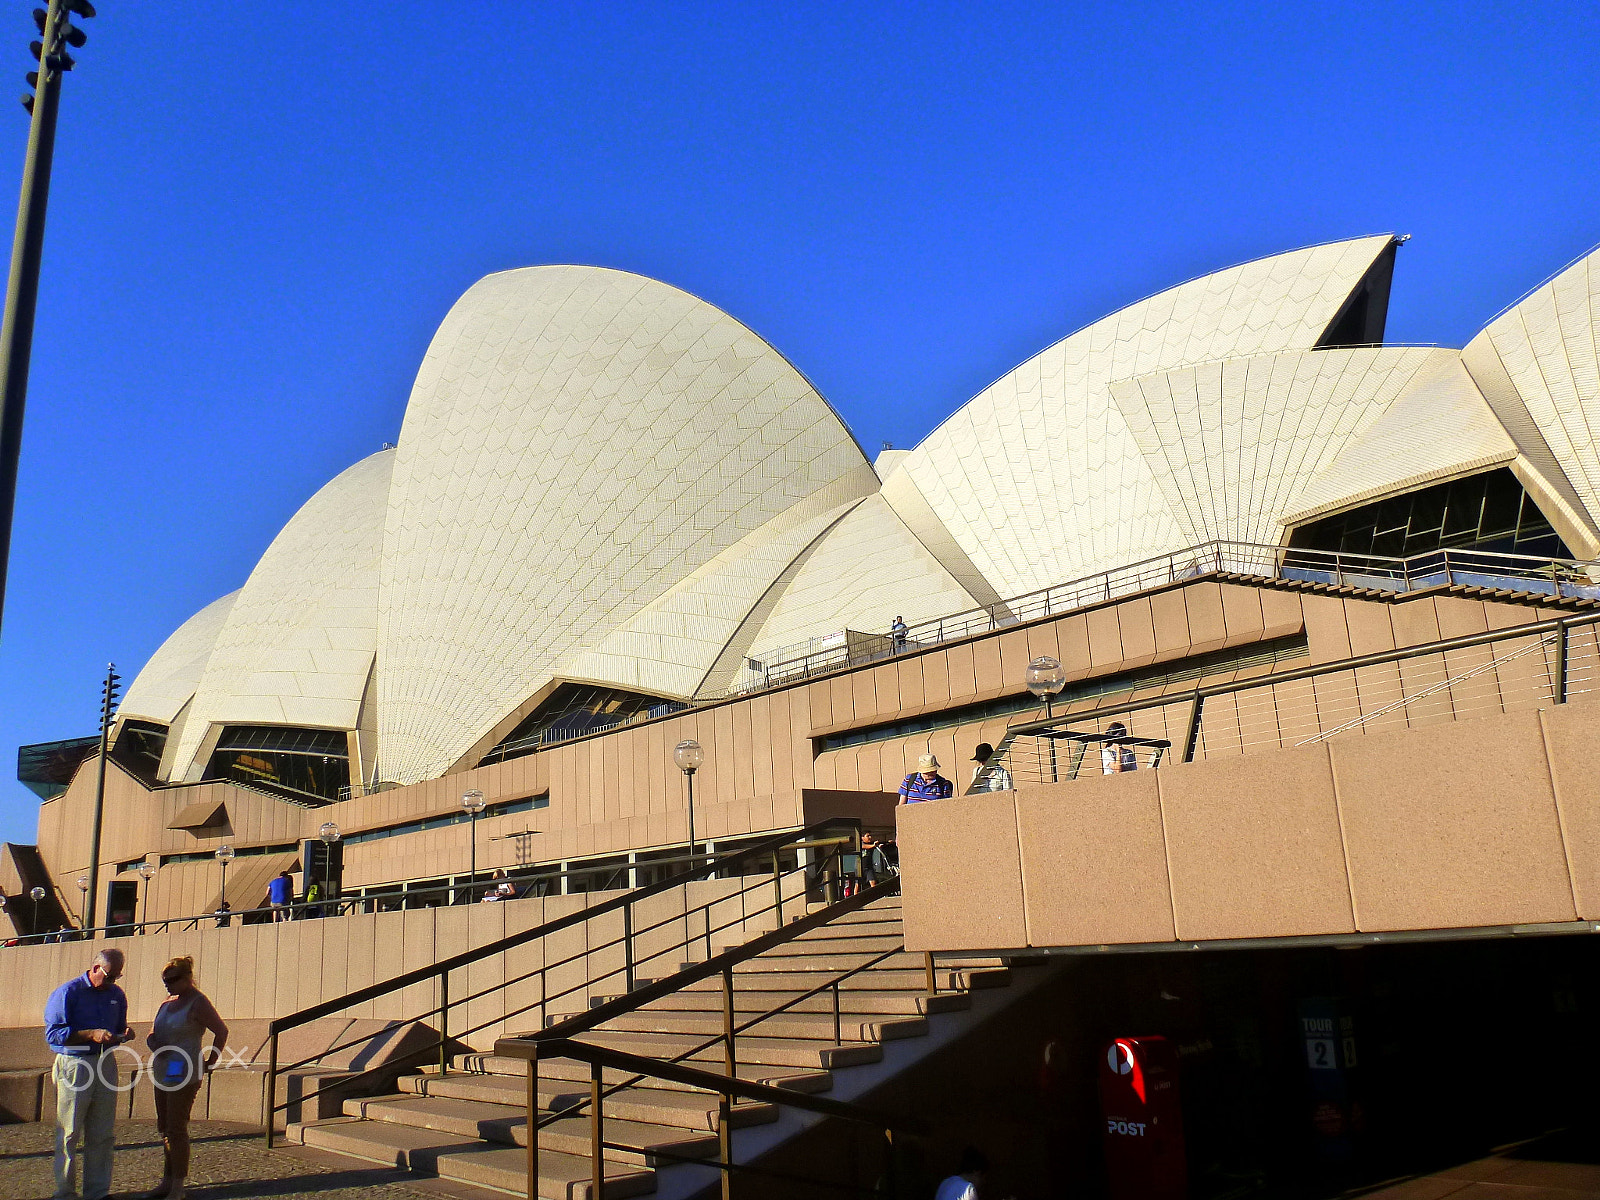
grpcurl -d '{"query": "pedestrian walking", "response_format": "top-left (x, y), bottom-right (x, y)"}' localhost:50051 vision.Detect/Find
top-left (889, 615), bottom-right (909, 651)
top-left (970, 742), bottom-right (1012, 792)
top-left (268, 871), bottom-right (294, 922)
top-left (143, 956), bottom-right (228, 1200)
top-left (898, 753), bottom-right (953, 803)
top-left (43, 948), bottom-right (133, 1200)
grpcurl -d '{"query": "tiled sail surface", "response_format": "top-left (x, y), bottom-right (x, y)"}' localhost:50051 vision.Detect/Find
top-left (1110, 347), bottom-right (1447, 545)
top-left (376, 266), bottom-right (875, 783)
top-left (1467, 246), bottom-right (1600, 529)
top-left (897, 236), bottom-right (1397, 596)
top-left (167, 450), bottom-right (394, 778)
top-left (118, 591), bottom-right (239, 727)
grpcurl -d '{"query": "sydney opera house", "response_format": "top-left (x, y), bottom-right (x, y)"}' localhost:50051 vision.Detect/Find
top-left (3, 231), bottom-right (1599, 1193)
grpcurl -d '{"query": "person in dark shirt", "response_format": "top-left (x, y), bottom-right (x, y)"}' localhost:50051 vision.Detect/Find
top-left (43, 948), bottom-right (133, 1200)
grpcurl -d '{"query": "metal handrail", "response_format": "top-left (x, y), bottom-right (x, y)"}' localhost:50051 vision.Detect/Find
top-left (267, 837), bottom-right (857, 1084)
top-left (259, 821), bottom-right (864, 1145)
top-left (730, 540), bottom-right (1600, 696)
top-left (530, 1037), bottom-right (923, 1200)
top-left (1000, 611), bottom-right (1599, 762)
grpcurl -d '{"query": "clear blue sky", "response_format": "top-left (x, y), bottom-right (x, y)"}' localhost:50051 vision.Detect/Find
top-left (1, 1), bottom-right (1596, 846)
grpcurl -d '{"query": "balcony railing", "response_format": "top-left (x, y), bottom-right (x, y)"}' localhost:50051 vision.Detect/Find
top-left (730, 541), bottom-right (1600, 697)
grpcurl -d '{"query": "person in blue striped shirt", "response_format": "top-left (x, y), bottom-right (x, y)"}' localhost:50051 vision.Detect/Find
top-left (898, 754), bottom-right (953, 803)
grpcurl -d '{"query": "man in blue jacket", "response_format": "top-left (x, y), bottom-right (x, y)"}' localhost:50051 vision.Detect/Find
top-left (44, 948), bottom-right (133, 1200)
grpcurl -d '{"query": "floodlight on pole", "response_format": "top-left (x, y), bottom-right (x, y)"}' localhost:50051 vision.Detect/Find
top-left (136, 860), bottom-right (155, 929)
top-left (215, 844), bottom-right (235, 911)
top-left (1025, 656), bottom-right (1066, 720)
top-left (461, 791), bottom-right (485, 897)
top-left (673, 740), bottom-right (704, 868)
top-left (0, 0), bottom-right (98, 640)
top-left (318, 822), bottom-right (340, 909)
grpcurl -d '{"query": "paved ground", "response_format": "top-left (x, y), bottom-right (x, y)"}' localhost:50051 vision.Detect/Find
top-left (0, 1120), bottom-right (481, 1200)
top-left (1360, 1128), bottom-right (1600, 1200)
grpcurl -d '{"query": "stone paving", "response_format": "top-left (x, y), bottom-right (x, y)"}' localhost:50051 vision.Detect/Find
top-left (0, 1120), bottom-right (448, 1200)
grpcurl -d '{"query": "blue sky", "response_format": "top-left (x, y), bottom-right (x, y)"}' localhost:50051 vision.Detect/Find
top-left (0, 1), bottom-right (1596, 846)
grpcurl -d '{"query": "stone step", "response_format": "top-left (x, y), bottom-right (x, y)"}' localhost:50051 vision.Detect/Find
top-left (708, 930), bottom-right (904, 956)
top-left (290, 1114), bottom-right (655, 1199)
top-left (445, 1054), bottom-right (834, 1096)
top-left (574, 1028), bottom-right (882, 1070)
top-left (343, 1093), bottom-right (719, 1167)
top-left (680, 966), bottom-right (1011, 992)
top-left (400, 1069), bottom-right (779, 1132)
top-left (575, 1007), bottom-right (928, 1044)
top-left (590, 987), bottom-right (971, 1017)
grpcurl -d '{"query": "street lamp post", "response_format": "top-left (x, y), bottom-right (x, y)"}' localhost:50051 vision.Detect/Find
top-left (0, 0), bottom-right (98, 638)
top-left (673, 740), bottom-right (704, 869)
top-left (1025, 656), bottom-right (1067, 783)
top-left (318, 822), bottom-right (340, 914)
top-left (461, 791), bottom-right (485, 900)
top-left (28, 884), bottom-right (44, 935)
top-left (136, 861), bottom-right (155, 931)
top-left (75, 875), bottom-right (86, 931)
top-left (214, 845), bottom-right (235, 912)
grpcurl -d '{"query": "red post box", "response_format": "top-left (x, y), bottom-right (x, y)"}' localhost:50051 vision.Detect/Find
top-left (1099, 1036), bottom-right (1186, 1200)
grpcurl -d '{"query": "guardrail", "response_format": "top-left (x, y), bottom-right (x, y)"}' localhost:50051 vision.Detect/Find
top-left (731, 540), bottom-right (1600, 696)
top-left (260, 820), bottom-right (869, 1145)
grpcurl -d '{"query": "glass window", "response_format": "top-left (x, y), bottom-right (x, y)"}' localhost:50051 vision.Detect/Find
top-left (205, 726), bottom-right (350, 804)
top-left (1289, 469), bottom-right (1569, 560)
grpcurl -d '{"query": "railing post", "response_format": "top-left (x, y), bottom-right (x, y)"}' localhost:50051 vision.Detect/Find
top-left (772, 856), bottom-right (784, 927)
top-left (590, 1059), bottom-right (604, 1200)
top-left (722, 964), bottom-right (737, 1076)
top-left (525, 1047), bottom-right (539, 1200)
top-left (438, 969), bottom-right (450, 1076)
top-left (832, 979), bottom-right (842, 1045)
top-left (623, 902), bottom-right (636, 992)
top-left (1181, 691), bottom-right (1203, 763)
top-left (263, 1028), bottom-right (278, 1148)
top-left (883, 1127), bottom-right (898, 1200)
top-left (1554, 620), bottom-right (1569, 704)
top-left (719, 1091), bottom-right (734, 1200)
top-left (924, 952), bottom-right (937, 996)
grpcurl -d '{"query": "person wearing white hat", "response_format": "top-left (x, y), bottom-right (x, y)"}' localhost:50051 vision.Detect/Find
top-left (898, 753), bottom-right (953, 804)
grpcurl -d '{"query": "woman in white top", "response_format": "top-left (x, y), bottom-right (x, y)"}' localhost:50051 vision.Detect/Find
top-left (143, 956), bottom-right (228, 1200)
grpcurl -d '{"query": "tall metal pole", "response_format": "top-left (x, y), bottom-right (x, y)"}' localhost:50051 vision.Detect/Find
top-left (83, 661), bottom-right (114, 932)
top-left (0, 0), bottom-right (68, 637)
top-left (685, 768), bottom-right (696, 868)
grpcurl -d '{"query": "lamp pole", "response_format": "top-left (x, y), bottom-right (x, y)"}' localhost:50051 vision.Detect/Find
top-left (215, 844), bottom-right (234, 912)
top-left (75, 874), bottom-right (86, 931)
top-left (29, 884), bottom-right (44, 934)
top-left (318, 822), bottom-right (340, 914)
top-left (0, 0), bottom-right (96, 637)
top-left (673, 740), bottom-right (704, 869)
top-left (461, 791), bottom-right (485, 900)
top-left (1025, 656), bottom-right (1067, 783)
top-left (136, 860), bottom-right (155, 930)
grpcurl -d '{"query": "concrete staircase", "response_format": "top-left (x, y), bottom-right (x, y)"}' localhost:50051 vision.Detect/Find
top-left (287, 896), bottom-right (1022, 1197)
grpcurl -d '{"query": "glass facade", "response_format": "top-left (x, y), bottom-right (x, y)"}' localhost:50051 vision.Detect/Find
top-left (205, 726), bottom-right (350, 805)
top-left (1288, 469), bottom-right (1569, 560)
top-left (478, 683), bottom-right (682, 765)
top-left (111, 720), bottom-right (167, 782)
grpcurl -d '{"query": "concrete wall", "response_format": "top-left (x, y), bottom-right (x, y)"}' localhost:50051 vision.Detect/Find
top-left (899, 701), bottom-right (1600, 952)
top-left (22, 576), bottom-right (1579, 933)
top-left (0, 875), bottom-right (800, 1048)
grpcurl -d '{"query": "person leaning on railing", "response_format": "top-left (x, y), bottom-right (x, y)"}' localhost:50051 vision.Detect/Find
top-left (898, 754), bottom-right (954, 803)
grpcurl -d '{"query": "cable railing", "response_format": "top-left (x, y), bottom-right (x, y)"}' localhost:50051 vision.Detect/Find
top-left (260, 820), bottom-right (868, 1144)
top-left (978, 612), bottom-right (1600, 776)
top-left (731, 541), bottom-right (1600, 696)
top-left (975, 728), bottom-right (1172, 791)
